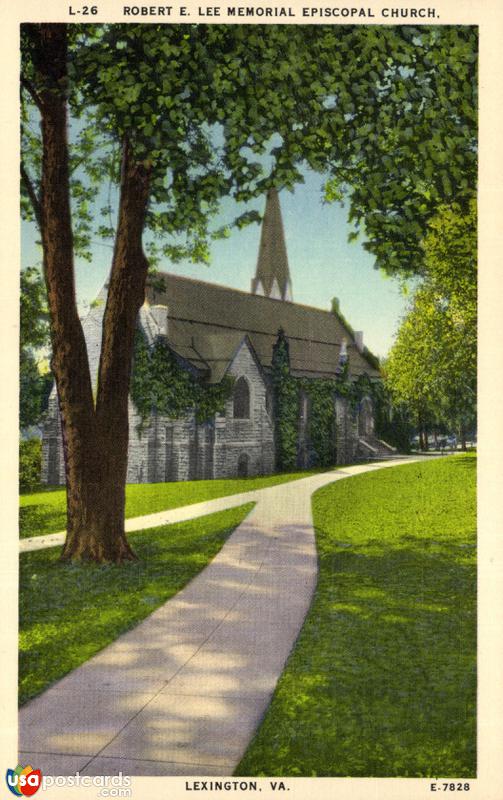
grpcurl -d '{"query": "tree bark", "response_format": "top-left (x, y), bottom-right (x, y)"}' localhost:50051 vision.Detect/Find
top-left (27, 24), bottom-right (149, 562)
top-left (61, 140), bottom-right (151, 562)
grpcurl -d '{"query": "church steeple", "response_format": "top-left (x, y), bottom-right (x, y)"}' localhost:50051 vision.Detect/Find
top-left (251, 188), bottom-right (293, 302)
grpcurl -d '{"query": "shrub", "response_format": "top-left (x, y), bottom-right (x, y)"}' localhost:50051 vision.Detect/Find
top-left (20, 439), bottom-right (42, 492)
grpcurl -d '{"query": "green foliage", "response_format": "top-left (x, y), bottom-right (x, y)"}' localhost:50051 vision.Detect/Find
top-left (385, 201), bottom-right (476, 441)
top-left (20, 469), bottom-right (323, 539)
top-left (271, 330), bottom-right (389, 468)
top-left (374, 399), bottom-right (414, 453)
top-left (22, 25), bottom-right (477, 278)
top-left (19, 439), bottom-right (42, 492)
top-left (322, 26), bottom-right (477, 278)
top-left (237, 455), bottom-right (476, 777)
top-left (130, 330), bottom-right (233, 426)
top-left (359, 377), bottom-right (413, 452)
top-left (19, 268), bottom-right (52, 430)
top-left (271, 330), bottom-right (299, 471)
top-left (20, 351), bottom-right (52, 431)
top-left (20, 267), bottom-right (49, 349)
top-left (19, 503), bottom-right (254, 704)
top-left (301, 380), bottom-right (337, 468)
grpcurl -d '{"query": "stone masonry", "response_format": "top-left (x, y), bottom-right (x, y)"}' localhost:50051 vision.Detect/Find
top-left (41, 189), bottom-right (388, 486)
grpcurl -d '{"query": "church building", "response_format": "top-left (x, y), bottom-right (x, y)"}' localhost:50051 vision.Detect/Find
top-left (41, 190), bottom-right (394, 485)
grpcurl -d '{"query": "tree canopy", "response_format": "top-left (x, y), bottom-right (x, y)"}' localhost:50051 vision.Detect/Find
top-left (22, 24), bottom-right (477, 276)
top-left (384, 200), bottom-right (477, 444)
top-left (19, 23), bottom-right (478, 560)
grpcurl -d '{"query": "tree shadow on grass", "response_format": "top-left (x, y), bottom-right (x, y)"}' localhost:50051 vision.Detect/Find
top-left (237, 537), bottom-right (476, 778)
top-left (19, 505), bottom-right (253, 705)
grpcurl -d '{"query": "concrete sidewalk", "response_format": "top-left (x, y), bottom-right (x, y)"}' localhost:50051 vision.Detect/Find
top-left (19, 458), bottom-right (419, 776)
top-left (19, 490), bottom-right (263, 553)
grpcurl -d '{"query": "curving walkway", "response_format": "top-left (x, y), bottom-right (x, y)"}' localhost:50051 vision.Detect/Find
top-left (19, 458), bottom-right (420, 776)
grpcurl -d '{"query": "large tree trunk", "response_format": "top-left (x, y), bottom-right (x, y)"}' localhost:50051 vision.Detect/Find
top-left (28, 24), bottom-right (149, 563)
top-left (61, 140), bottom-right (151, 562)
top-left (29, 24), bottom-right (101, 555)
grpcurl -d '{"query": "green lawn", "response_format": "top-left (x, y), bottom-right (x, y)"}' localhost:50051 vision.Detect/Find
top-left (19, 503), bottom-right (253, 706)
top-left (20, 470), bottom-right (322, 539)
top-left (236, 455), bottom-right (476, 778)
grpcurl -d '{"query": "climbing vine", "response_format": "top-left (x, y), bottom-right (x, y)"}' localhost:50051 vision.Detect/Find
top-left (300, 380), bottom-right (337, 468)
top-left (130, 330), bottom-right (233, 426)
top-left (131, 326), bottom-right (397, 468)
top-left (271, 331), bottom-right (389, 469)
top-left (271, 329), bottom-right (299, 471)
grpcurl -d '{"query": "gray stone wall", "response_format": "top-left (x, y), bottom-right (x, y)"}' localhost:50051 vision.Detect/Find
top-left (214, 340), bottom-right (275, 479)
top-left (41, 304), bottom-right (374, 486)
top-left (41, 395), bottom-right (66, 485)
top-left (41, 289), bottom-right (109, 486)
top-left (126, 405), bottom-right (202, 484)
top-left (335, 395), bottom-right (362, 465)
top-left (82, 288), bottom-right (108, 389)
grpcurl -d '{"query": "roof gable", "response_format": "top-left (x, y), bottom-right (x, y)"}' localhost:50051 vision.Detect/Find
top-left (145, 273), bottom-right (380, 383)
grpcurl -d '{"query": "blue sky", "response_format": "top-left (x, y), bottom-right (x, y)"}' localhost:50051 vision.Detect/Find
top-left (22, 168), bottom-right (411, 359)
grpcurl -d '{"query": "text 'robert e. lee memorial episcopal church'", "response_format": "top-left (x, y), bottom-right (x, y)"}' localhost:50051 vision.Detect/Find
top-left (42, 190), bottom-right (395, 485)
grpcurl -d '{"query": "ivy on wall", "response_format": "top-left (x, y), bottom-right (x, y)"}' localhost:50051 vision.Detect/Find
top-left (271, 330), bottom-right (389, 469)
top-left (130, 326), bottom-right (399, 468)
top-left (271, 329), bottom-right (299, 471)
top-left (300, 380), bottom-right (337, 468)
top-left (130, 330), bottom-right (233, 426)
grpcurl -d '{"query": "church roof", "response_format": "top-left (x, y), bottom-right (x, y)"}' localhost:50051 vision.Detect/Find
top-left (145, 273), bottom-right (380, 383)
top-left (251, 188), bottom-right (292, 301)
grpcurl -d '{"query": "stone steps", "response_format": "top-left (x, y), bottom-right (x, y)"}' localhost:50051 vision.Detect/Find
top-left (358, 436), bottom-right (398, 459)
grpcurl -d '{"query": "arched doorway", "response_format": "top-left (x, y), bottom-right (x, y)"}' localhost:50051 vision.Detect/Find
top-left (237, 452), bottom-right (250, 477)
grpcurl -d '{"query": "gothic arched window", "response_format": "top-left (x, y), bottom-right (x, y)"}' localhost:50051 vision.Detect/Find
top-left (233, 377), bottom-right (250, 419)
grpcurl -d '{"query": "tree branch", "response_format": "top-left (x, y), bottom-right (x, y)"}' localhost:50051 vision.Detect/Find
top-left (20, 160), bottom-right (42, 230)
top-left (21, 75), bottom-right (43, 113)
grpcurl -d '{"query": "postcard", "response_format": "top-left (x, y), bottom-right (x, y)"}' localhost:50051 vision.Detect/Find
top-left (1, 1), bottom-right (502, 799)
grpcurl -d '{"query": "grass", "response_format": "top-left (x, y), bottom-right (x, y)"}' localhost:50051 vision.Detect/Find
top-left (236, 455), bottom-right (476, 778)
top-left (19, 470), bottom-right (323, 539)
top-left (19, 502), bottom-right (254, 706)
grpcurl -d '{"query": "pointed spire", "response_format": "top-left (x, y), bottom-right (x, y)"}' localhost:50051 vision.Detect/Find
top-left (251, 188), bottom-right (292, 302)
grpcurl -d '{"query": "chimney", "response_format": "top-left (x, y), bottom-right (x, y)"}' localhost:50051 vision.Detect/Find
top-left (331, 297), bottom-right (340, 315)
top-left (150, 304), bottom-right (169, 338)
top-left (354, 331), bottom-right (364, 353)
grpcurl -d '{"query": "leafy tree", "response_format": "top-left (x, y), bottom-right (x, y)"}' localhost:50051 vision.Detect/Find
top-left (385, 201), bottom-right (476, 448)
top-left (312, 26), bottom-right (477, 278)
top-left (20, 24), bottom-right (477, 561)
top-left (21, 23), bottom-right (342, 562)
top-left (20, 267), bottom-right (51, 430)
